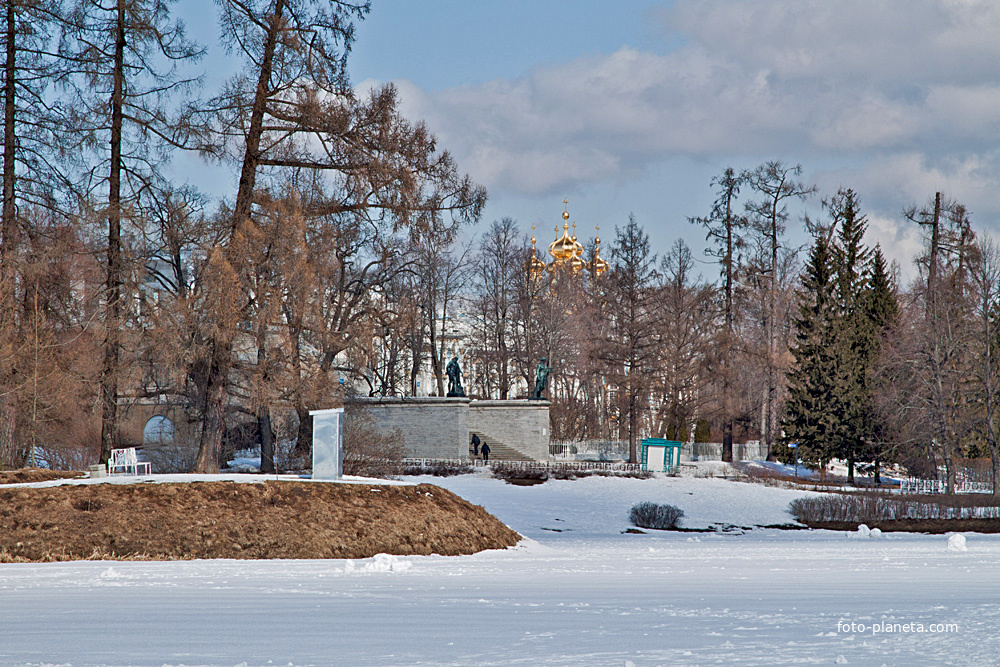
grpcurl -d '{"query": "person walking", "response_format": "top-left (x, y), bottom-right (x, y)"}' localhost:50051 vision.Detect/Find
top-left (471, 433), bottom-right (481, 457)
top-left (481, 442), bottom-right (491, 463)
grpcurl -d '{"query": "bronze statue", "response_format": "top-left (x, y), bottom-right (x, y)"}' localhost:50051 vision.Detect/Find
top-left (531, 357), bottom-right (552, 399)
top-left (446, 355), bottom-right (466, 397)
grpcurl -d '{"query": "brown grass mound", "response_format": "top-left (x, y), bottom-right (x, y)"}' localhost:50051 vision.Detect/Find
top-left (0, 468), bottom-right (86, 484)
top-left (0, 480), bottom-right (521, 562)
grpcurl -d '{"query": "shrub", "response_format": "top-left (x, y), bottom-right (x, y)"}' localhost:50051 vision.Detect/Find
top-left (788, 492), bottom-right (1000, 524)
top-left (694, 419), bottom-right (711, 443)
top-left (342, 407), bottom-right (405, 479)
top-left (402, 462), bottom-right (475, 477)
top-left (629, 501), bottom-right (684, 530)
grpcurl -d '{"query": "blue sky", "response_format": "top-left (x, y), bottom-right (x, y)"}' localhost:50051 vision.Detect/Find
top-left (175, 1), bottom-right (1000, 280)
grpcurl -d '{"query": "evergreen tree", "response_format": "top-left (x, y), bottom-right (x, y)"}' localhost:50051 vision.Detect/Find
top-left (859, 245), bottom-right (898, 482)
top-left (782, 232), bottom-right (843, 471)
top-left (830, 189), bottom-right (872, 483)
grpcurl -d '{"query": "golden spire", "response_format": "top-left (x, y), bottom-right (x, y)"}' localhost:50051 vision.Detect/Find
top-left (590, 222), bottom-right (609, 276)
top-left (569, 221), bottom-right (586, 272)
top-left (527, 222), bottom-right (545, 279)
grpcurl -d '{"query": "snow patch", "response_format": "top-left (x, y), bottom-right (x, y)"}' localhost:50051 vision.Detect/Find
top-left (947, 533), bottom-right (968, 552)
top-left (344, 553), bottom-right (412, 574)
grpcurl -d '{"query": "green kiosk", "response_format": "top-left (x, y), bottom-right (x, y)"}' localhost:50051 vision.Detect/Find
top-left (640, 438), bottom-right (682, 472)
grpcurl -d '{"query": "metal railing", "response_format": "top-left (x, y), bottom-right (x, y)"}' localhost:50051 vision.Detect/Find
top-left (899, 478), bottom-right (994, 494)
top-left (403, 457), bottom-right (644, 473)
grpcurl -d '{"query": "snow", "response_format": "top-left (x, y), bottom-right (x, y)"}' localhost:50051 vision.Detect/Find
top-left (2, 469), bottom-right (999, 666)
top-left (1, 471), bottom-right (412, 489)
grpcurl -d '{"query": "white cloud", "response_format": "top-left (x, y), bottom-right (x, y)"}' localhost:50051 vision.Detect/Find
top-left (368, 0), bottom-right (1000, 266)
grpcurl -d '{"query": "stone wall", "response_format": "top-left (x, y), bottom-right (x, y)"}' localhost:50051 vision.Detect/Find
top-left (468, 400), bottom-right (550, 461)
top-left (348, 397), bottom-right (471, 459)
top-left (348, 397), bottom-right (551, 460)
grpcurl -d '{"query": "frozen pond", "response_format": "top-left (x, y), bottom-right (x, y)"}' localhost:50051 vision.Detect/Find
top-left (2, 473), bottom-right (997, 666)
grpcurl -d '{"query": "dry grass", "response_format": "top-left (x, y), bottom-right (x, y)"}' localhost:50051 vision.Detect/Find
top-left (0, 478), bottom-right (521, 562)
top-left (0, 468), bottom-right (86, 484)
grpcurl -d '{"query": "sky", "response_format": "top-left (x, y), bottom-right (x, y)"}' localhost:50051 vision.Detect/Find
top-left (175, 0), bottom-right (1000, 281)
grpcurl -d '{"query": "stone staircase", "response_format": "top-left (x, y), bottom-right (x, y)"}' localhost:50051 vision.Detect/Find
top-left (469, 430), bottom-right (535, 462)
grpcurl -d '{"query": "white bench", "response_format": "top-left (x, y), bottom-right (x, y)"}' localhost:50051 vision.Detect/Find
top-left (107, 447), bottom-right (152, 476)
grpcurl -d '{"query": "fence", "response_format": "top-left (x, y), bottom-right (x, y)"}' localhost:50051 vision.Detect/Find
top-left (550, 439), bottom-right (770, 462)
top-left (899, 478), bottom-right (994, 494)
top-left (403, 457), bottom-right (644, 473)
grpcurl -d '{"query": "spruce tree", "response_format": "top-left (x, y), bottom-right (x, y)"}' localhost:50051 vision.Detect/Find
top-left (831, 189), bottom-right (872, 484)
top-left (859, 245), bottom-right (898, 482)
top-left (782, 232), bottom-right (843, 471)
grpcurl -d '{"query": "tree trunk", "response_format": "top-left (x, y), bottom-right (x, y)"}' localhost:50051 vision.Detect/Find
top-left (722, 420), bottom-right (733, 464)
top-left (258, 404), bottom-right (275, 474)
top-left (628, 386), bottom-right (638, 464)
top-left (195, 338), bottom-right (232, 473)
top-left (0, 3), bottom-right (19, 466)
top-left (99, 0), bottom-right (126, 465)
top-left (194, 0), bottom-right (284, 471)
top-left (295, 404), bottom-right (313, 459)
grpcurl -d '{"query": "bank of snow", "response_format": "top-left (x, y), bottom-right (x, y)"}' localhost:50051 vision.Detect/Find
top-left (413, 471), bottom-right (818, 539)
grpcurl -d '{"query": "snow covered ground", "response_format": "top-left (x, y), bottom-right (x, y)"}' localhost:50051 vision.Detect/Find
top-left (3, 469), bottom-right (999, 666)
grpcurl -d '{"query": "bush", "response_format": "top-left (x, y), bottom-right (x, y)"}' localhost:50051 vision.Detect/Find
top-left (694, 419), bottom-right (711, 443)
top-left (629, 501), bottom-right (684, 530)
top-left (342, 407), bottom-right (405, 479)
top-left (402, 462), bottom-right (475, 477)
top-left (489, 463), bottom-right (653, 483)
top-left (789, 492), bottom-right (1000, 524)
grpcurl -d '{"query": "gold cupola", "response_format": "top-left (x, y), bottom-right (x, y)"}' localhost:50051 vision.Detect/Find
top-left (590, 223), bottom-right (609, 277)
top-left (527, 223), bottom-right (546, 280)
top-left (547, 198), bottom-right (578, 265)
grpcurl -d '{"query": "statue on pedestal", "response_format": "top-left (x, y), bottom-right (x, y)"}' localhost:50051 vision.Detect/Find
top-left (446, 355), bottom-right (466, 397)
top-left (531, 357), bottom-right (552, 399)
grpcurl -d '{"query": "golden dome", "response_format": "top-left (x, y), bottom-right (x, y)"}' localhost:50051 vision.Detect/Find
top-left (590, 223), bottom-right (610, 276)
top-left (548, 222), bottom-right (577, 262)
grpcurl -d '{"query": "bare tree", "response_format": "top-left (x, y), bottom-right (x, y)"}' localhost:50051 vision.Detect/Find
top-left (189, 0), bottom-right (484, 471)
top-left (743, 161), bottom-right (815, 458)
top-left (690, 167), bottom-right (746, 460)
top-left (651, 239), bottom-right (715, 442)
top-left (470, 218), bottom-right (523, 399)
top-left (600, 214), bottom-right (660, 463)
top-left (59, 0), bottom-right (203, 463)
top-left (968, 237), bottom-right (1000, 493)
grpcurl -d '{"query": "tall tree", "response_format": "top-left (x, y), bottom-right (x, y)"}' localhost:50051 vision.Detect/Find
top-left (472, 218), bottom-right (522, 399)
top-left (829, 189), bottom-right (873, 483)
top-left (602, 214), bottom-right (660, 463)
top-left (690, 167), bottom-right (746, 461)
top-left (744, 161), bottom-right (815, 458)
top-left (782, 230), bottom-right (842, 471)
top-left (0, 0), bottom-right (71, 466)
top-left (191, 0), bottom-right (484, 470)
top-left (61, 0), bottom-right (202, 463)
top-left (652, 239), bottom-right (714, 442)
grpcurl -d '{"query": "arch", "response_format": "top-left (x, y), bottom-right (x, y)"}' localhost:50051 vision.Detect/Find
top-left (143, 415), bottom-right (175, 445)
